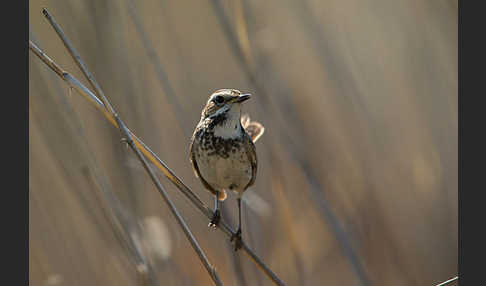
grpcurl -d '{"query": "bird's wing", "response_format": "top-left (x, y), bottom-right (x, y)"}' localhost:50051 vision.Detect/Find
top-left (189, 131), bottom-right (220, 197)
top-left (188, 131), bottom-right (200, 179)
top-left (241, 114), bottom-right (265, 143)
top-left (243, 134), bottom-right (258, 190)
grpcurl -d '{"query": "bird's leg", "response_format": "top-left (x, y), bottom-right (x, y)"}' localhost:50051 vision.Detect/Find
top-left (230, 197), bottom-right (243, 251)
top-left (208, 195), bottom-right (221, 228)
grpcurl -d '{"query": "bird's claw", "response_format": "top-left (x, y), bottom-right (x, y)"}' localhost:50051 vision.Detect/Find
top-left (230, 229), bottom-right (242, 251)
top-left (208, 210), bottom-right (221, 228)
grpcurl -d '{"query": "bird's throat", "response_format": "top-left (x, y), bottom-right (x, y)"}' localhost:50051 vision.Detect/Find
top-left (210, 110), bottom-right (242, 139)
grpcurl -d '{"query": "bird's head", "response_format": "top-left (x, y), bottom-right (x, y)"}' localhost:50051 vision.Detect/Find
top-left (201, 89), bottom-right (251, 120)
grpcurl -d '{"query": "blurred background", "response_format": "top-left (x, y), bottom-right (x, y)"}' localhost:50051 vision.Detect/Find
top-left (29, 0), bottom-right (457, 285)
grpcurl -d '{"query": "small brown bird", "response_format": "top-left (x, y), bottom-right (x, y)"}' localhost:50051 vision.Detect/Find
top-left (189, 89), bottom-right (264, 250)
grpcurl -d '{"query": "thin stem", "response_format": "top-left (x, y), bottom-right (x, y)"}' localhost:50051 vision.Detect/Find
top-left (435, 276), bottom-right (458, 286)
top-left (28, 39), bottom-right (64, 77)
top-left (29, 39), bottom-right (285, 286)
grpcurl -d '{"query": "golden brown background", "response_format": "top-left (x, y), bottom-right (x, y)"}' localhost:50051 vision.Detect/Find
top-left (29, 0), bottom-right (458, 285)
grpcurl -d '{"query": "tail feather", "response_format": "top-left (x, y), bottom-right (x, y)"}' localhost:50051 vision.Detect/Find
top-left (241, 114), bottom-right (265, 143)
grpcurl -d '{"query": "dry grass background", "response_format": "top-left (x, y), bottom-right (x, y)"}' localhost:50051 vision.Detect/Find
top-left (29, 0), bottom-right (457, 285)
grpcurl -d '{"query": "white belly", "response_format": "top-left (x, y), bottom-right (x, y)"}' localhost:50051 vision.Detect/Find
top-left (195, 146), bottom-right (252, 194)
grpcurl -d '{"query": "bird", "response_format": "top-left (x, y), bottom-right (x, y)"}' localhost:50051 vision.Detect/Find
top-left (189, 89), bottom-right (264, 250)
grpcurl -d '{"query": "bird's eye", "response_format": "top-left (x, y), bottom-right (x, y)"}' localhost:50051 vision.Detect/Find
top-left (214, 95), bottom-right (224, 104)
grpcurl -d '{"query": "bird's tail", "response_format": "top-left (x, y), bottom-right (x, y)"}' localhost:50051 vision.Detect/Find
top-left (241, 114), bottom-right (265, 143)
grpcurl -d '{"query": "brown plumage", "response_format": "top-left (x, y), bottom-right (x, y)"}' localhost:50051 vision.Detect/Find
top-left (189, 89), bottom-right (264, 250)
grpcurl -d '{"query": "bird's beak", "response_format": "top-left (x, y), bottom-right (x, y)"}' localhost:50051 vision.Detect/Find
top-left (234, 93), bottom-right (251, 103)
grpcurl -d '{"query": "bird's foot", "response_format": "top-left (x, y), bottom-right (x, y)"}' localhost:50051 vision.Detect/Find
top-left (208, 210), bottom-right (221, 228)
top-left (230, 229), bottom-right (242, 251)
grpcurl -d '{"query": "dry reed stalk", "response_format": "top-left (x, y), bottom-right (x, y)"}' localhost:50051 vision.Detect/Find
top-left (434, 276), bottom-right (458, 286)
